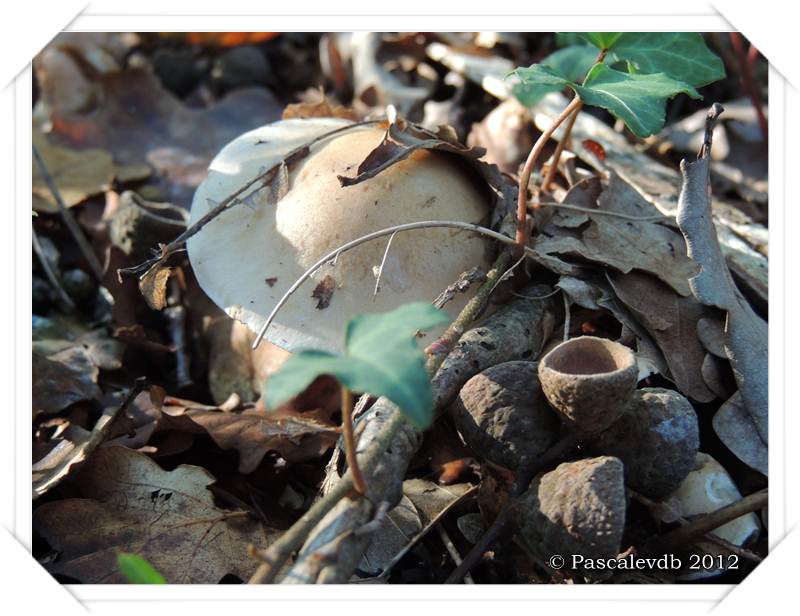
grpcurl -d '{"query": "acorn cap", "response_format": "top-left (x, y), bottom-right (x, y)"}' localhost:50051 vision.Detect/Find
top-left (187, 119), bottom-right (492, 353)
top-left (538, 336), bottom-right (638, 436)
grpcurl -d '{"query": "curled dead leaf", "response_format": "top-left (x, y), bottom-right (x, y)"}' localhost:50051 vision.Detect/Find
top-left (139, 265), bottom-right (172, 311)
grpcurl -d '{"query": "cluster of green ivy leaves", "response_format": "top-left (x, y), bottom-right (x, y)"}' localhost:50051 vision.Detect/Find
top-left (510, 32), bottom-right (726, 137)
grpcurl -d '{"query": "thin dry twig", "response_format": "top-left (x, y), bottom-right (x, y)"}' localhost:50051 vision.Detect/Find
top-left (33, 145), bottom-right (105, 282)
top-left (541, 104), bottom-right (581, 193)
top-left (437, 525), bottom-right (475, 584)
top-left (252, 221), bottom-right (531, 349)
top-left (537, 202), bottom-right (667, 222)
top-left (372, 231), bottom-right (399, 299)
top-left (643, 489), bottom-right (768, 554)
top-left (628, 489), bottom-right (764, 563)
top-left (425, 251), bottom-right (513, 375)
top-left (432, 267), bottom-right (487, 310)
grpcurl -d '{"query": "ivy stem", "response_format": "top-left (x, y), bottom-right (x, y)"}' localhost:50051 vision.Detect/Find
top-left (340, 385), bottom-right (367, 495)
top-left (514, 48), bottom-right (607, 255)
top-left (514, 95), bottom-right (583, 253)
top-left (540, 101), bottom-right (582, 193)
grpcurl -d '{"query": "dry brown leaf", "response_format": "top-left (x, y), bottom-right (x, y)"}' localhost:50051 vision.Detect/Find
top-left (712, 392), bottom-right (768, 475)
top-left (159, 395), bottom-right (340, 474)
top-left (33, 447), bottom-right (275, 583)
top-left (530, 93), bottom-right (768, 308)
top-left (179, 409), bottom-right (339, 474)
top-left (357, 495), bottom-right (422, 578)
top-left (139, 265), bottom-right (172, 311)
top-left (33, 397), bottom-right (126, 498)
top-left (608, 270), bottom-right (715, 403)
top-left (282, 90), bottom-right (360, 121)
top-left (311, 274), bottom-right (336, 310)
top-left (47, 68), bottom-right (282, 206)
top-left (403, 478), bottom-right (474, 525)
top-left (337, 120), bottom-right (485, 187)
top-left (534, 174), bottom-right (696, 297)
top-left (33, 127), bottom-right (149, 213)
top-left (32, 344), bottom-right (100, 417)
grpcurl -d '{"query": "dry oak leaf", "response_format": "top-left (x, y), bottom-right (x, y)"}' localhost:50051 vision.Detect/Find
top-left (33, 126), bottom-right (149, 213)
top-left (32, 344), bottom-right (100, 417)
top-left (33, 447), bottom-right (276, 583)
top-left (533, 173), bottom-right (697, 297)
top-left (160, 397), bottom-right (340, 474)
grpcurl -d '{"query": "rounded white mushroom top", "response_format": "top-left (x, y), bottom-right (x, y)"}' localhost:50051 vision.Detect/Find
top-left (188, 118), bottom-right (492, 354)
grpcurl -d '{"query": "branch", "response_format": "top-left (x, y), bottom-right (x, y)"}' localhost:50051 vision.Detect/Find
top-left (643, 489), bottom-right (767, 554)
top-left (515, 96), bottom-right (584, 251)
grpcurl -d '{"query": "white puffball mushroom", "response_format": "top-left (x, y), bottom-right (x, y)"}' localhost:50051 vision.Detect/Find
top-left (188, 118), bottom-right (492, 353)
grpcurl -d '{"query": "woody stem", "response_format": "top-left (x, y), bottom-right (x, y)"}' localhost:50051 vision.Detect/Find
top-left (341, 385), bottom-right (367, 494)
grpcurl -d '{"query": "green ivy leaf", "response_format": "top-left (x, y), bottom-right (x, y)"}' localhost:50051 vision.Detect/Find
top-left (511, 63), bottom-right (699, 138)
top-left (608, 33), bottom-right (725, 87)
top-left (554, 32), bottom-right (586, 48)
top-left (117, 553), bottom-right (167, 584)
top-left (511, 45), bottom-right (599, 106)
top-left (579, 32), bottom-right (623, 49)
top-left (576, 64), bottom-right (700, 137)
top-left (264, 303), bottom-right (449, 429)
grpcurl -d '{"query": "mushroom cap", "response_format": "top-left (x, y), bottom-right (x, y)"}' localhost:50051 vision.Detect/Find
top-left (188, 119), bottom-right (492, 353)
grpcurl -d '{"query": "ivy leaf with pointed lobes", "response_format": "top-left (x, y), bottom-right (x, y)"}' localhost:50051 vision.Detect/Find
top-left (510, 45), bottom-right (599, 106)
top-left (264, 303), bottom-right (450, 429)
top-left (607, 33), bottom-right (725, 87)
top-left (576, 64), bottom-right (701, 137)
top-left (511, 63), bottom-right (699, 138)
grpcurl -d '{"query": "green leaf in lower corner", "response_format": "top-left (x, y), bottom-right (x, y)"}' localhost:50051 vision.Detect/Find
top-left (510, 45), bottom-right (599, 106)
top-left (608, 33), bottom-right (725, 87)
top-left (117, 553), bottom-right (167, 584)
top-left (575, 64), bottom-right (701, 138)
top-left (264, 303), bottom-right (450, 429)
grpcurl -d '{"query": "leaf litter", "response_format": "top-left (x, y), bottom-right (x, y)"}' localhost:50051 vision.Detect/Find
top-left (31, 32), bottom-right (768, 585)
